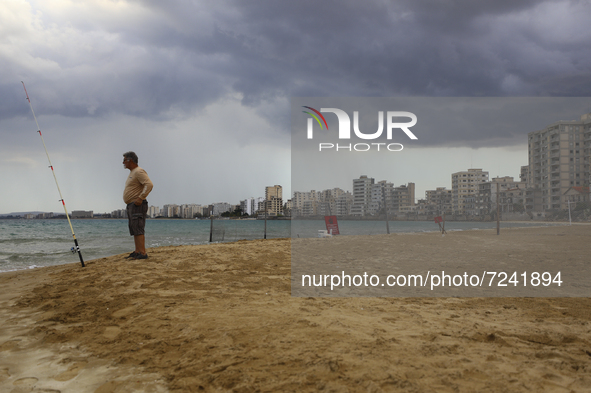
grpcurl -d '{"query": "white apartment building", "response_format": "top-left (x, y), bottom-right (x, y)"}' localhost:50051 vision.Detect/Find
top-left (319, 188), bottom-right (347, 215)
top-left (212, 203), bottom-right (232, 216)
top-left (292, 188), bottom-right (351, 216)
top-left (180, 204), bottom-right (205, 219)
top-left (162, 204), bottom-right (180, 218)
top-left (302, 200), bottom-right (318, 216)
top-left (292, 190), bottom-right (319, 217)
top-left (452, 169), bottom-right (489, 215)
top-left (351, 175), bottom-right (374, 216)
top-left (527, 112), bottom-right (591, 210)
top-left (368, 181), bottom-right (394, 215)
top-left (390, 183), bottom-right (415, 213)
top-left (240, 198), bottom-right (251, 216)
top-left (240, 197), bottom-right (264, 216)
top-left (425, 187), bottom-right (452, 216)
top-left (335, 192), bottom-right (353, 215)
top-left (369, 182), bottom-right (416, 215)
top-left (148, 205), bottom-right (160, 218)
top-left (111, 209), bottom-right (127, 218)
top-left (283, 199), bottom-right (292, 216)
top-left (476, 177), bottom-right (527, 216)
top-left (520, 165), bottom-right (529, 185)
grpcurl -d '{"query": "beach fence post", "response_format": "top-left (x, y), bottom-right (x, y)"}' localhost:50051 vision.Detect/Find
top-left (22, 81), bottom-right (85, 267)
top-left (264, 200), bottom-right (267, 239)
top-left (209, 210), bottom-right (214, 242)
top-left (496, 182), bottom-right (500, 235)
top-left (382, 186), bottom-right (390, 234)
top-left (567, 200), bottom-right (572, 225)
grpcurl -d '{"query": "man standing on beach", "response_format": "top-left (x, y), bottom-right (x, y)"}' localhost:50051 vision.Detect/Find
top-left (122, 151), bottom-right (153, 260)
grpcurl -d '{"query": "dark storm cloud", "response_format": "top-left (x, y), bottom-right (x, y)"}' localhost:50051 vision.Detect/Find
top-left (3, 0), bottom-right (591, 146)
top-left (224, 0), bottom-right (591, 98)
top-left (139, 0), bottom-right (591, 105)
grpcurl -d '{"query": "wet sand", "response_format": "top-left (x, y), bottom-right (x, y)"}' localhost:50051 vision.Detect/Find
top-left (1, 225), bottom-right (591, 392)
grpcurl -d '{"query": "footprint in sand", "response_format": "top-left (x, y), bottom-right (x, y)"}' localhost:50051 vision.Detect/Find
top-left (53, 361), bottom-right (87, 382)
top-left (11, 376), bottom-right (62, 392)
top-left (103, 326), bottom-right (122, 340)
top-left (11, 376), bottom-right (60, 393)
top-left (0, 339), bottom-right (21, 352)
top-left (111, 306), bottom-right (135, 319)
top-left (0, 367), bottom-right (10, 383)
top-left (12, 377), bottom-right (38, 386)
top-left (94, 380), bottom-right (123, 393)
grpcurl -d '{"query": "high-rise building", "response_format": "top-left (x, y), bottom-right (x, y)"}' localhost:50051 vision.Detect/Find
top-left (72, 210), bottom-right (93, 218)
top-left (212, 202), bottom-right (232, 216)
top-left (292, 188), bottom-right (351, 216)
top-left (241, 198), bottom-right (263, 216)
top-left (148, 205), bottom-right (160, 218)
top-left (180, 204), bottom-right (204, 219)
top-left (350, 175), bottom-right (374, 216)
top-left (368, 180), bottom-right (392, 215)
top-left (520, 165), bottom-right (529, 185)
top-left (283, 199), bottom-right (292, 217)
top-left (425, 187), bottom-right (452, 216)
top-left (527, 112), bottom-right (591, 210)
top-left (162, 204), bottom-right (180, 218)
top-left (319, 188), bottom-right (347, 216)
top-left (451, 169), bottom-right (489, 215)
top-left (476, 177), bottom-right (526, 216)
top-left (390, 183), bottom-right (415, 213)
top-left (241, 198), bottom-right (260, 216)
top-left (265, 185), bottom-right (283, 216)
top-left (111, 209), bottom-right (127, 218)
top-left (302, 200), bottom-right (318, 216)
top-left (292, 191), bottom-right (319, 217)
top-left (335, 192), bottom-right (353, 216)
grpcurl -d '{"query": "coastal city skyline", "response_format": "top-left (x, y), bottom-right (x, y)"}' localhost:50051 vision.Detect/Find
top-left (6, 101), bottom-right (591, 217)
top-left (5, 102), bottom-right (591, 218)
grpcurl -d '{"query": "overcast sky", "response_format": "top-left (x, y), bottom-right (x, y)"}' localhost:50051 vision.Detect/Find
top-left (2, 0), bottom-right (591, 214)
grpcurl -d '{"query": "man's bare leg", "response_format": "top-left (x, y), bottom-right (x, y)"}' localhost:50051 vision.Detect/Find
top-left (134, 234), bottom-right (146, 255)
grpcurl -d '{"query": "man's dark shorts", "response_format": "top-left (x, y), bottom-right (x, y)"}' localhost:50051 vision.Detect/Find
top-left (127, 200), bottom-right (148, 236)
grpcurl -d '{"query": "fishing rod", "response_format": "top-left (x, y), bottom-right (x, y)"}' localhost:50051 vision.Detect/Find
top-left (21, 81), bottom-right (85, 268)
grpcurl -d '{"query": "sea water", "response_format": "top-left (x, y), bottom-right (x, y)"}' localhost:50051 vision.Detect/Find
top-left (0, 218), bottom-right (558, 273)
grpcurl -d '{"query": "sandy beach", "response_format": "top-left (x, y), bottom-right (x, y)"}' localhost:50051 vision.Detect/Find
top-left (1, 225), bottom-right (591, 392)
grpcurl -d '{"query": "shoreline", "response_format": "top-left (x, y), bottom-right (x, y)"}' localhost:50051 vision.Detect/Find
top-left (2, 215), bottom-right (589, 223)
top-left (0, 222), bottom-right (581, 275)
top-left (0, 221), bottom-right (577, 275)
top-left (1, 226), bottom-right (591, 391)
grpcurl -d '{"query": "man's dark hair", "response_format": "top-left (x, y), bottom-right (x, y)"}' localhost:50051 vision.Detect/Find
top-left (123, 151), bottom-right (138, 164)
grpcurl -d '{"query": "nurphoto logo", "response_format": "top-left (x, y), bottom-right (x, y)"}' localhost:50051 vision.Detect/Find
top-left (302, 106), bottom-right (418, 152)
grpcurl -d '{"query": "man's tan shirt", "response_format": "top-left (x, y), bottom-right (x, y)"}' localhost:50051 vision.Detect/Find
top-left (123, 167), bottom-right (153, 204)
